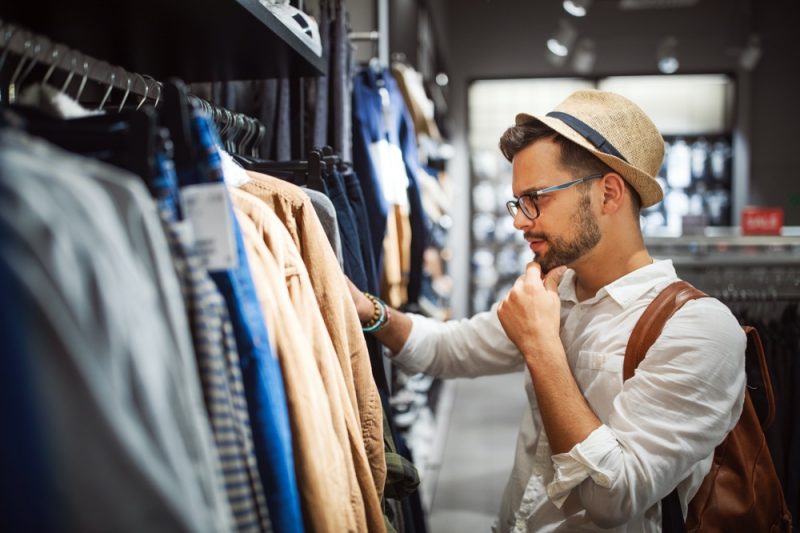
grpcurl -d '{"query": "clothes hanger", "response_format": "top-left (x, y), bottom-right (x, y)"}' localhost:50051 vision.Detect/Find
top-left (6, 33), bottom-right (35, 103)
top-left (0, 25), bottom-right (21, 103)
top-left (133, 73), bottom-right (149, 111)
top-left (96, 65), bottom-right (116, 111)
top-left (116, 70), bottom-right (132, 112)
top-left (159, 79), bottom-right (195, 172)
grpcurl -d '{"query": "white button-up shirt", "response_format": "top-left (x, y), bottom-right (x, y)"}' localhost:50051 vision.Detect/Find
top-left (393, 260), bottom-right (746, 532)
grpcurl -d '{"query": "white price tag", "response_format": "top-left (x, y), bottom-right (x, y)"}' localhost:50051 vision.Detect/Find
top-left (180, 183), bottom-right (238, 271)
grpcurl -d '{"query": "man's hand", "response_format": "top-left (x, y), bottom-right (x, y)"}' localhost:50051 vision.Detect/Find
top-left (497, 262), bottom-right (567, 359)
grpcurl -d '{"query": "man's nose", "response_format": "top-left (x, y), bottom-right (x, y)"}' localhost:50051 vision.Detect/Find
top-left (512, 209), bottom-right (534, 231)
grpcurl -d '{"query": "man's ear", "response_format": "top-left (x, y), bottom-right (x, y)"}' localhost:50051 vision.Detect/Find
top-left (600, 173), bottom-right (626, 215)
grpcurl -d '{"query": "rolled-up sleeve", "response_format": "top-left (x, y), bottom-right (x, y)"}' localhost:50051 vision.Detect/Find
top-left (392, 303), bottom-right (525, 379)
top-left (547, 425), bottom-right (617, 507)
top-left (546, 298), bottom-right (747, 527)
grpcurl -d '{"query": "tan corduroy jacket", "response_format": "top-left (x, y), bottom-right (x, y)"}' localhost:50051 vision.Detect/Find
top-left (233, 200), bottom-right (356, 533)
top-left (241, 174), bottom-right (386, 510)
top-left (232, 184), bottom-right (385, 533)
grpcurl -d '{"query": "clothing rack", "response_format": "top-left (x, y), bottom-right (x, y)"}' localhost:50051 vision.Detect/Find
top-left (349, 31), bottom-right (380, 42)
top-left (0, 20), bottom-right (267, 157)
top-left (233, 144), bottom-right (350, 192)
top-left (667, 262), bottom-right (800, 304)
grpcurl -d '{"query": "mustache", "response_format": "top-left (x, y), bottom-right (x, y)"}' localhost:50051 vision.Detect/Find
top-left (524, 231), bottom-right (548, 241)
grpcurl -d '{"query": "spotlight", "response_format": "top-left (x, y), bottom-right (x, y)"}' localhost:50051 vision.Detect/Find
top-left (547, 18), bottom-right (578, 57)
top-left (657, 36), bottom-right (679, 74)
top-left (572, 38), bottom-right (596, 74)
top-left (739, 34), bottom-right (761, 71)
top-left (563, 0), bottom-right (592, 17)
top-left (435, 73), bottom-right (449, 87)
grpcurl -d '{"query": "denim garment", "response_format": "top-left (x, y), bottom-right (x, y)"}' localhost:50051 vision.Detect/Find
top-left (342, 170), bottom-right (379, 295)
top-left (0, 238), bottom-right (54, 533)
top-left (324, 168), bottom-right (368, 291)
top-left (351, 67), bottom-right (429, 303)
top-left (352, 68), bottom-right (390, 271)
top-left (175, 113), bottom-right (303, 533)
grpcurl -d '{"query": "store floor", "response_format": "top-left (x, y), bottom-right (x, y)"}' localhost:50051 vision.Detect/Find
top-left (428, 372), bottom-right (528, 532)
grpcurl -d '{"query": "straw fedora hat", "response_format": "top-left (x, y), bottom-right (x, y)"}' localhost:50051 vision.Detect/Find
top-left (515, 90), bottom-right (665, 208)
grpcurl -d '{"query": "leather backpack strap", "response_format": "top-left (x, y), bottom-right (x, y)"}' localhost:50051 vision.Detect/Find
top-left (623, 281), bottom-right (708, 382)
top-left (743, 326), bottom-right (777, 430)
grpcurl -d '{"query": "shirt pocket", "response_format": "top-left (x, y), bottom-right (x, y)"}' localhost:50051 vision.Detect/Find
top-left (575, 350), bottom-right (623, 372)
top-left (574, 350), bottom-right (624, 418)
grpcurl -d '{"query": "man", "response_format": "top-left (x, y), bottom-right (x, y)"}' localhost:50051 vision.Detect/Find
top-left (350, 90), bottom-right (746, 531)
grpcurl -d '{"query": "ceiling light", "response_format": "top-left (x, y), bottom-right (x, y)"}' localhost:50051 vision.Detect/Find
top-left (435, 73), bottom-right (449, 87)
top-left (739, 34), bottom-right (761, 71)
top-left (657, 36), bottom-right (679, 74)
top-left (572, 38), bottom-right (596, 74)
top-left (547, 19), bottom-right (578, 57)
top-left (563, 0), bottom-right (592, 17)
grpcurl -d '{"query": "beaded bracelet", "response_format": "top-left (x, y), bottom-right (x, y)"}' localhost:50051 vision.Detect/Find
top-left (362, 293), bottom-right (391, 333)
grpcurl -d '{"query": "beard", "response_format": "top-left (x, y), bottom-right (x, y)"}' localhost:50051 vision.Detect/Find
top-left (527, 192), bottom-right (601, 274)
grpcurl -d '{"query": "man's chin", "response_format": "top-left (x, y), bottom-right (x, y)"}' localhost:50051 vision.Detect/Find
top-left (533, 254), bottom-right (554, 275)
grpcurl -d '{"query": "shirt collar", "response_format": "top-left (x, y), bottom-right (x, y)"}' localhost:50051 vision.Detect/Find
top-left (558, 259), bottom-right (678, 309)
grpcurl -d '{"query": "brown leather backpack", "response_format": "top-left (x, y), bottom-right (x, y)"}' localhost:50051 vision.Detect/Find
top-left (623, 280), bottom-right (792, 532)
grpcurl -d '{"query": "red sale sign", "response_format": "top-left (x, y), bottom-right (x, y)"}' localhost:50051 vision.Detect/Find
top-left (741, 207), bottom-right (784, 235)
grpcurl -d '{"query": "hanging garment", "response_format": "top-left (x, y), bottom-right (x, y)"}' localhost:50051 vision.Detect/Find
top-left (232, 187), bottom-right (369, 533)
top-left (342, 170), bottom-right (380, 294)
top-left (381, 204), bottom-right (412, 307)
top-left (230, 192), bottom-right (357, 533)
top-left (0, 130), bottom-right (233, 532)
top-left (89, 154), bottom-right (258, 532)
top-left (0, 179), bottom-right (57, 533)
top-left (175, 113), bottom-right (303, 533)
top-left (303, 186), bottom-right (345, 269)
top-left (149, 155), bottom-right (272, 532)
top-left (239, 173), bottom-right (387, 517)
top-left (324, 167), bottom-right (370, 292)
top-left (391, 62), bottom-right (441, 142)
top-left (352, 66), bottom-right (429, 305)
top-left (324, 166), bottom-right (396, 401)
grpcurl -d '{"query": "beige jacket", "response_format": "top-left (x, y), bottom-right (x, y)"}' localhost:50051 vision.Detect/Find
top-left (232, 184), bottom-right (385, 533)
top-left (233, 199), bottom-right (356, 532)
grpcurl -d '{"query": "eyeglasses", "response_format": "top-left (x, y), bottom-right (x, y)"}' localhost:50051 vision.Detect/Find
top-left (506, 173), bottom-right (604, 220)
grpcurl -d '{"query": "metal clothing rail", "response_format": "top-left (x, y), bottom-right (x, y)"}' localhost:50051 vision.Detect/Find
top-left (0, 20), bottom-right (267, 156)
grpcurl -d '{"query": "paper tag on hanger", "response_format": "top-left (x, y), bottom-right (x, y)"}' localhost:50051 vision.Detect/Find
top-left (180, 183), bottom-right (238, 271)
top-left (369, 139), bottom-right (410, 207)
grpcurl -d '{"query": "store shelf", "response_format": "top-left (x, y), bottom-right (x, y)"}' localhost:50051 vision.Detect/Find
top-left (0, 0), bottom-right (326, 82)
top-left (646, 227), bottom-right (800, 266)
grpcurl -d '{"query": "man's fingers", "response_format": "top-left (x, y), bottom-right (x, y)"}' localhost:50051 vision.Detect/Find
top-left (524, 261), bottom-right (544, 287)
top-left (543, 265), bottom-right (567, 293)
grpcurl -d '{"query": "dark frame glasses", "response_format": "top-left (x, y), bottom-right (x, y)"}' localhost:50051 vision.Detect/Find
top-left (506, 173), bottom-right (604, 220)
